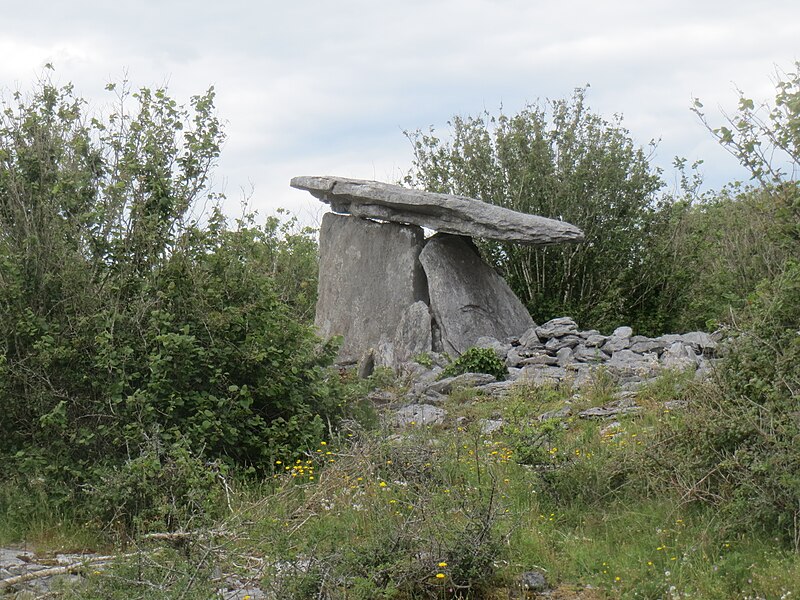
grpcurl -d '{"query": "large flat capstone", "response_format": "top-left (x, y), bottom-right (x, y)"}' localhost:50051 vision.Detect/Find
top-left (316, 213), bottom-right (427, 363)
top-left (291, 176), bottom-right (583, 245)
top-left (420, 234), bottom-right (535, 355)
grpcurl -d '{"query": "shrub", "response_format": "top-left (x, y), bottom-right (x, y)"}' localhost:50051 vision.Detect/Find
top-left (638, 64), bottom-right (800, 547)
top-left (0, 73), bottom-right (343, 528)
top-left (441, 347), bottom-right (507, 380)
top-left (404, 87), bottom-right (670, 333)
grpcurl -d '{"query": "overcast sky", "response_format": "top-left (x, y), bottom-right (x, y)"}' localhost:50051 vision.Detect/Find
top-left (2, 0), bottom-right (798, 227)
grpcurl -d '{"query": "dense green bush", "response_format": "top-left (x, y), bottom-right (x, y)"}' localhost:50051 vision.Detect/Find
top-left (0, 73), bottom-right (338, 526)
top-left (441, 347), bottom-right (507, 380)
top-left (640, 64), bottom-right (800, 547)
top-left (405, 87), bottom-right (673, 334)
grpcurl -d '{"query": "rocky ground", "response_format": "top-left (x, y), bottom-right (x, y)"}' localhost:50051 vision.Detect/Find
top-left (0, 545), bottom-right (266, 599)
top-left (384, 317), bottom-right (719, 430)
top-left (1, 317), bottom-right (718, 598)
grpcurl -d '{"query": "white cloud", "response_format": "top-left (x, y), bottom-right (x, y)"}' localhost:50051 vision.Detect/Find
top-left (2, 0), bottom-right (798, 225)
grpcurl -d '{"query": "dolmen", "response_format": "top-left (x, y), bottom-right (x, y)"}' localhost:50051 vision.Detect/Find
top-left (290, 176), bottom-right (584, 373)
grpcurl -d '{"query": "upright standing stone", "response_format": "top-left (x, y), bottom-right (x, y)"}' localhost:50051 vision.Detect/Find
top-left (419, 234), bottom-right (534, 355)
top-left (316, 213), bottom-right (427, 364)
top-left (392, 301), bottom-right (433, 365)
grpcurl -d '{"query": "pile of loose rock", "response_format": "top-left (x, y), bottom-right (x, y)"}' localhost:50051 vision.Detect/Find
top-left (381, 316), bottom-right (721, 428)
top-left (484, 316), bottom-right (718, 388)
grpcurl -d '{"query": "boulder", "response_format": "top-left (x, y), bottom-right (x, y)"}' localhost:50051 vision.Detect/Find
top-left (482, 380), bottom-right (517, 397)
top-left (603, 332), bottom-right (633, 353)
top-left (393, 404), bottom-right (446, 427)
top-left (583, 333), bottom-right (608, 348)
top-left (612, 326), bottom-right (634, 338)
top-left (606, 349), bottom-right (660, 379)
top-left (426, 372), bottom-right (497, 395)
top-left (420, 234), bottom-right (534, 355)
top-left (573, 344), bottom-right (610, 363)
top-left (535, 317), bottom-right (579, 339)
top-left (661, 342), bottom-right (699, 371)
top-left (538, 406), bottom-right (572, 421)
top-left (315, 213), bottom-right (427, 363)
top-left (545, 334), bottom-right (581, 352)
top-left (680, 331), bottom-right (718, 356)
top-left (291, 176), bottom-right (584, 245)
top-left (521, 354), bottom-right (559, 366)
top-left (629, 338), bottom-right (667, 354)
top-left (520, 571), bottom-right (550, 593)
top-left (556, 347), bottom-right (575, 367)
top-left (505, 346), bottom-right (526, 367)
top-left (518, 326), bottom-right (543, 349)
top-left (520, 365), bottom-right (566, 386)
top-left (474, 336), bottom-right (513, 361)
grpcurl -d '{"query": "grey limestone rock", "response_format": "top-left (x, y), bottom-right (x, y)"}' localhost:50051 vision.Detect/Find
top-left (480, 418), bottom-right (505, 434)
top-left (545, 334), bottom-right (581, 352)
top-left (606, 349), bottom-right (660, 378)
top-left (630, 338), bottom-right (667, 354)
top-left (518, 326), bottom-right (543, 348)
top-left (520, 364), bottom-right (566, 386)
top-left (583, 333), bottom-right (608, 347)
top-left (556, 347), bottom-right (575, 367)
top-left (394, 404), bottom-right (447, 427)
top-left (507, 366), bottom-right (524, 380)
top-left (565, 363), bottom-right (596, 388)
top-left (538, 406), bottom-right (572, 421)
top-left (482, 380), bottom-right (517, 397)
top-left (316, 213), bottom-right (427, 364)
top-left (392, 301), bottom-right (433, 365)
top-left (521, 354), bottom-right (559, 366)
top-left (612, 326), bottom-right (634, 338)
top-left (426, 372), bottom-right (497, 395)
top-left (602, 335), bottom-right (632, 353)
top-left (535, 317), bottom-right (579, 339)
top-left (420, 234), bottom-right (534, 355)
top-left (505, 346), bottom-right (525, 367)
top-left (579, 398), bottom-right (642, 419)
top-left (661, 342), bottom-right (699, 371)
top-left (573, 344), bottom-right (610, 363)
top-left (474, 336), bottom-right (513, 360)
top-left (291, 175), bottom-right (584, 245)
top-left (680, 331), bottom-right (718, 355)
top-left (519, 570), bottom-right (549, 593)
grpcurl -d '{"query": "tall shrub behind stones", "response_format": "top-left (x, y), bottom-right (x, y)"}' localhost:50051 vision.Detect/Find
top-left (641, 64), bottom-right (800, 546)
top-left (404, 87), bottom-right (670, 333)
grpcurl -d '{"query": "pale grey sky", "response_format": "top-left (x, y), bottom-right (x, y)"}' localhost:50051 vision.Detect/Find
top-left (2, 0), bottom-right (798, 226)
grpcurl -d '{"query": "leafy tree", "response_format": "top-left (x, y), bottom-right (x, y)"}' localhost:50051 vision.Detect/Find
top-left (644, 64), bottom-right (800, 546)
top-left (692, 61), bottom-right (800, 184)
top-left (0, 72), bottom-right (336, 525)
top-left (404, 87), bottom-right (667, 333)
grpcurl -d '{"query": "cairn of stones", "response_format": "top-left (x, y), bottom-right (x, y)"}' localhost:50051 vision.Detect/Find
top-left (387, 319), bottom-right (720, 427)
top-left (291, 175), bottom-right (584, 373)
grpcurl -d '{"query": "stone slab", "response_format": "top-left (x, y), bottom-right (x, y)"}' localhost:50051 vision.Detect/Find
top-left (315, 213), bottom-right (427, 363)
top-left (419, 234), bottom-right (535, 355)
top-left (291, 176), bottom-right (584, 245)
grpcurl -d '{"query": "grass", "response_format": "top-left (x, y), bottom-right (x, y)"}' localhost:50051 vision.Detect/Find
top-left (2, 372), bottom-right (799, 599)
